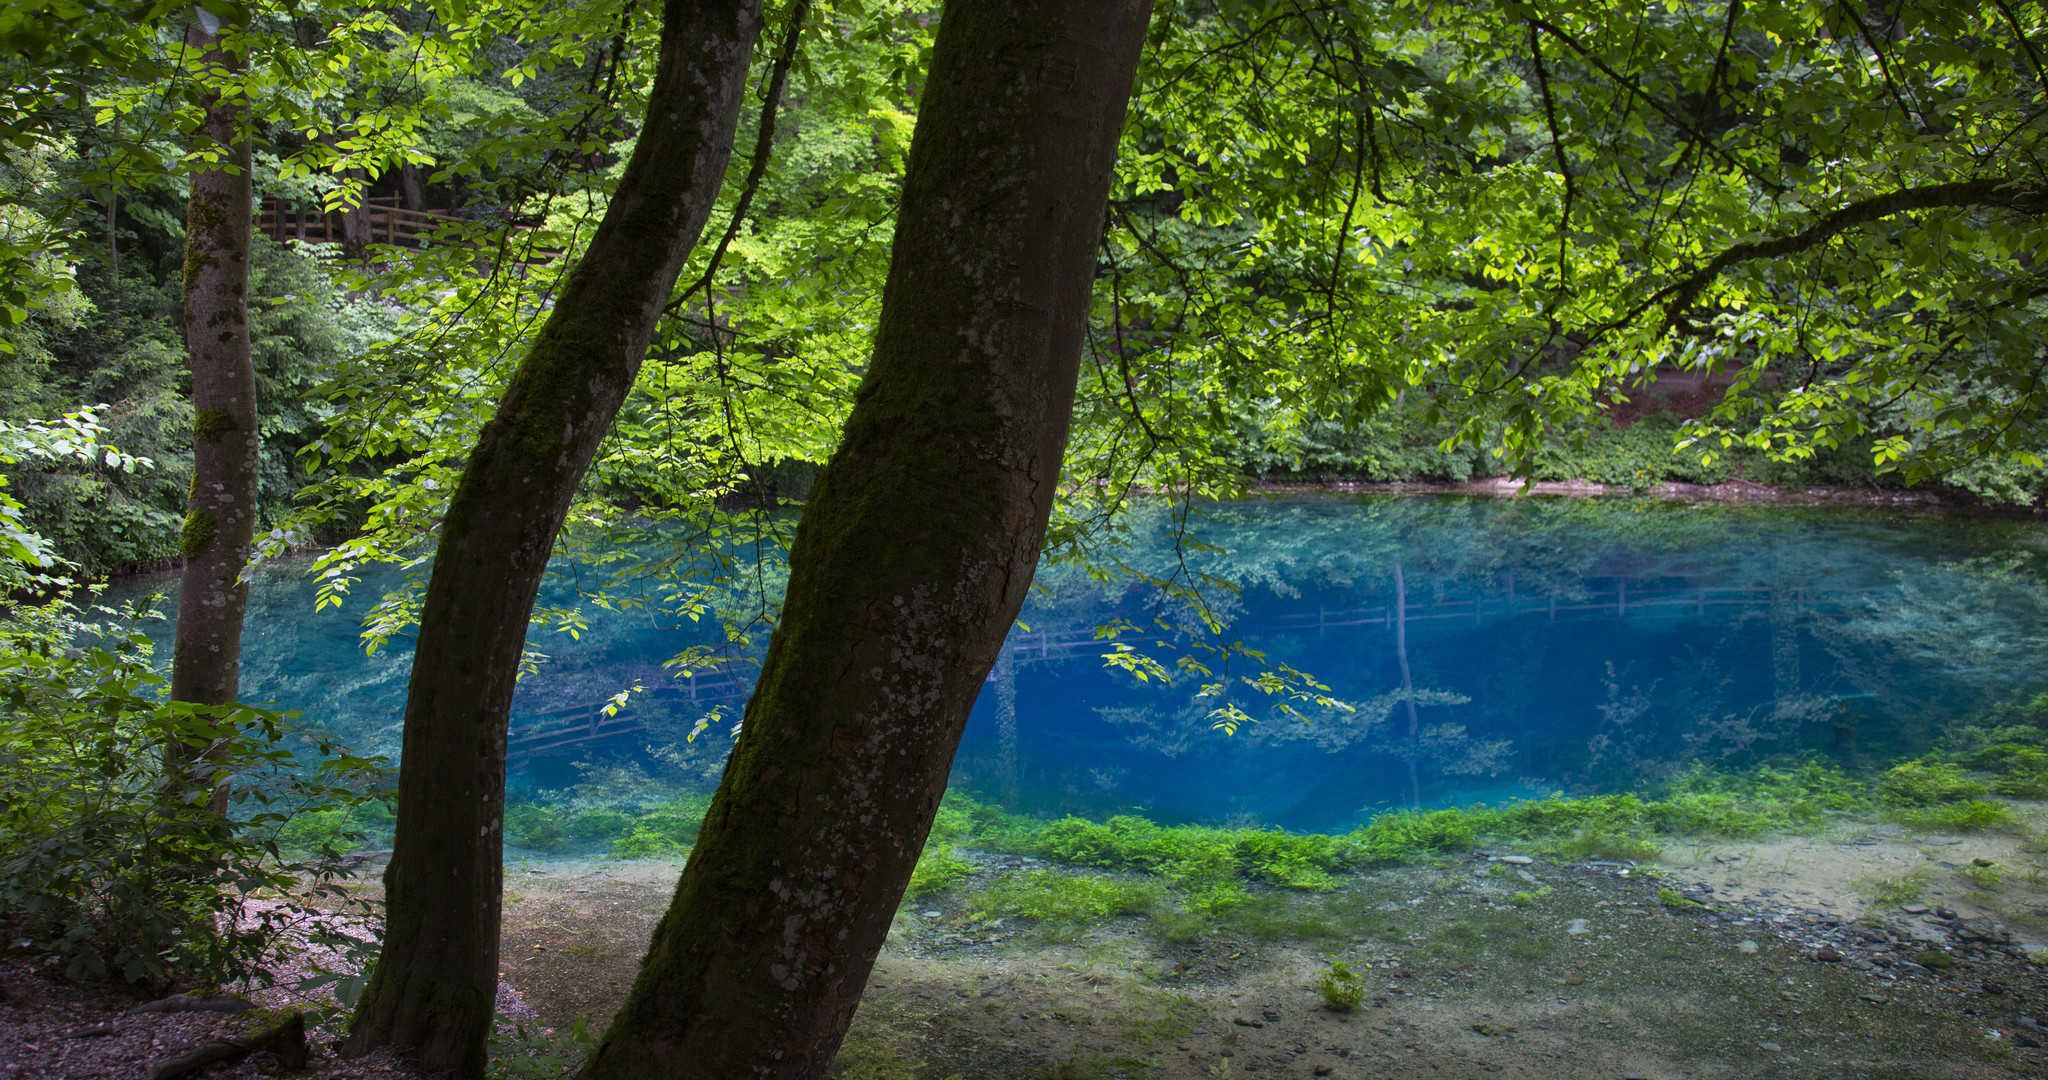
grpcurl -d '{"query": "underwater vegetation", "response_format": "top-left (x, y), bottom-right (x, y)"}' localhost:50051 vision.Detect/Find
top-left (1315, 961), bottom-right (1364, 1012)
top-left (888, 751), bottom-right (2038, 942)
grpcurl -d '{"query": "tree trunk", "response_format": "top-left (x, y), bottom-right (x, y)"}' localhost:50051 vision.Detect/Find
top-left (338, 168), bottom-right (373, 261)
top-left (340, 2), bottom-right (764, 1076)
top-left (399, 162), bottom-right (425, 212)
top-left (575, 2), bottom-right (1150, 1076)
top-left (172, 18), bottom-right (257, 796)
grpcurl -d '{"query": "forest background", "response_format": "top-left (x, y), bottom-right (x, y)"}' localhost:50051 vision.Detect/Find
top-left (3, 0), bottom-right (2048, 1075)
top-left (3, 0), bottom-right (2046, 583)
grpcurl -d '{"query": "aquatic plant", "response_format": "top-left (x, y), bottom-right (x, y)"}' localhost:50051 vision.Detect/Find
top-left (1507, 889), bottom-right (1549, 907)
top-left (504, 804), bottom-right (570, 852)
top-left (969, 870), bottom-right (1167, 940)
top-left (276, 809), bottom-right (362, 857)
top-left (1315, 962), bottom-right (1364, 1012)
top-left (905, 844), bottom-right (974, 900)
top-left (609, 825), bottom-right (688, 859)
top-left (1860, 868), bottom-right (1937, 906)
top-left (1656, 888), bottom-right (1703, 909)
top-left (568, 808), bottom-right (634, 840)
top-left (1974, 745), bottom-right (2048, 798)
top-left (1884, 799), bottom-right (2020, 833)
top-left (1961, 860), bottom-right (2003, 889)
top-left (1877, 760), bottom-right (1988, 805)
top-left (1914, 950), bottom-right (1956, 970)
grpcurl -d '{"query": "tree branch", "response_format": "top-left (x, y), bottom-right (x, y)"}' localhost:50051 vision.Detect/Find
top-left (1527, 16), bottom-right (1784, 195)
top-left (1527, 21), bottom-right (1574, 282)
top-left (1648, 177), bottom-right (2048, 332)
top-left (665, 0), bottom-right (811, 316)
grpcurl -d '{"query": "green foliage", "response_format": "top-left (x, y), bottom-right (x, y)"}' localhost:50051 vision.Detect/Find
top-left (488, 1015), bottom-right (596, 1080)
top-left (275, 809), bottom-right (361, 857)
top-left (1657, 888), bottom-right (1702, 910)
top-left (1507, 888), bottom-right (1549, 907)
top-left (568, 808), bottom-right (634, 840)
top-left (1339, 808), bottom-right (1482, 864)
top-left (0, 596), bottom-right (388, 987)
top-left (1861, 868), bottom-right (1936, 906)
top-left (1885, 799), bottom-right (2020, 834)
top-left (1963, 744), bottom-right (2048, 799)
top-left (1877, 760), bottom-right (1989, 805)
top-left (1030, 814), bottom-right (1344, 904)
top-left (904, 844), bottom-right (973, 900)
top-left (968, 871), bottom-right (1167, 940)
top-left (504, 804), bottom-right (568, 852)
top-left (1914, 950), bottom-right (1956, 971)
top-left (1315, 961), bottom-right (1363, 1012)
top-left (1961, 861), bottom-right (2002, 889)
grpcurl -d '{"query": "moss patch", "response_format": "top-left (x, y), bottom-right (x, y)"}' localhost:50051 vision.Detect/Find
top-left (192, 407), bottom-right (235, 443)
top-left (179, 509), bottom-right (216, 561)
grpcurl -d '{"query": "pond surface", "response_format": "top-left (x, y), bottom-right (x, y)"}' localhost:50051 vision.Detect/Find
top-left (106, 496), bottom-right (2048, 832)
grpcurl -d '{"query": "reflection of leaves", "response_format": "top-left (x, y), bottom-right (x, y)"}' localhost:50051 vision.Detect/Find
top-left (1419, 723), bottom-right (1513, 777)
top-left (1848, 555), bottom-right (2048, 680)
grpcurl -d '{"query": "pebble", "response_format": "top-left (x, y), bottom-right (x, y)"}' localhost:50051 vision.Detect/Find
top-left (1737, 941), bottom-right (1758, 954)
top-left (1900, 904), bottom-right (1930, 915)
top-left (1496, 856), bottom-right (1535, 865)
top-left (922, 910), bottom-right (942, 918)
top-left (1567, 919), bottom-right (1592, 936)
top-left (1760, 1041), bottom-right (1783, 1052)
top-left (1814, 946), bottom-right (1842, 962)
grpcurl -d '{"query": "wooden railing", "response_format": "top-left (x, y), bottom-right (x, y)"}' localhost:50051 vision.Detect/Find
top-left (257, 195), bottom-right (450, 247)
top-left (255, 195), bottom-right (559, 260)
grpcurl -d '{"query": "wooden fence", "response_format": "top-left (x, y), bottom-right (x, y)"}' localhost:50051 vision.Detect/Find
top-left (255, 195), bottom-right (559, 259)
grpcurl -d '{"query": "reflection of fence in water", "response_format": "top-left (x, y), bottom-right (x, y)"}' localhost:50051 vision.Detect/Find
top-left (510, 585), bottom-right (1856, 761)
top-left (508, 629), bottom-right (1104, 761)
top-left (1273, 582), bottom-right (1869, 634)
top-left (506, 664), bottom-right (751, 761)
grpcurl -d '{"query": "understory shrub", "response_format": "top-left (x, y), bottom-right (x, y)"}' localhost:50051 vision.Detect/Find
top-left (0, 599), bottom-right (387, 988)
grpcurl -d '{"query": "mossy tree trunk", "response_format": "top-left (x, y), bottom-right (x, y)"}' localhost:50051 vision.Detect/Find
top-left (340, 2), bottom-right (764, 1076)
top-left (172, 19), bottom-right (257, 795)
top-left (574, 2), bottom-right (1151, 1076)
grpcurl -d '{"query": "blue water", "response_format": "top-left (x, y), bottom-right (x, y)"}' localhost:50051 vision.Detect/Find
top-left (105, 496), bottom-right (2048, 832)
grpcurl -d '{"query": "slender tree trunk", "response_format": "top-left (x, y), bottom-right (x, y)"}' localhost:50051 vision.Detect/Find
top-left (341, 2), bottom-right (764, 1075)
top-left (575, 3), bottom-right (1150, 1076)
top-left (400, 162), bottom-right (425, 212)
top-left (172, 19), bottom-right (256, 805)
top-left (338, 168), bottom-right (373, 261)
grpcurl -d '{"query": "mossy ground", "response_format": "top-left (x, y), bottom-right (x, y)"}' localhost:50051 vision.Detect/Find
top-left (480, 850), bottom-right (2048, 1079)
top-left (461, 754), bottom-right (2048, 1075)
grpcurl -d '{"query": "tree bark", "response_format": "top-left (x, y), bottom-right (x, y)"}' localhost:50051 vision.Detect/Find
top-left (340, 2), bottom-right (764, 1076)
top-left (172, 19), bottom-right (257, 791)
top-left (575, 2), bottom-right (1150, 1076)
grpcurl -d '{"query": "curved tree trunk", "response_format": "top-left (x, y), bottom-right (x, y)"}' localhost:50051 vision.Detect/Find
top-left (575, 2), bottom-right (1151, 1076)
top-left (341, 2), bottom-right (765, 1075)
top-left (172, 19), bottom-right (257, 800)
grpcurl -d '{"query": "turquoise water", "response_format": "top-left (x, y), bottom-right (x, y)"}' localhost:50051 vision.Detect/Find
top-left (105, 496), bottom-right (2048, 832)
